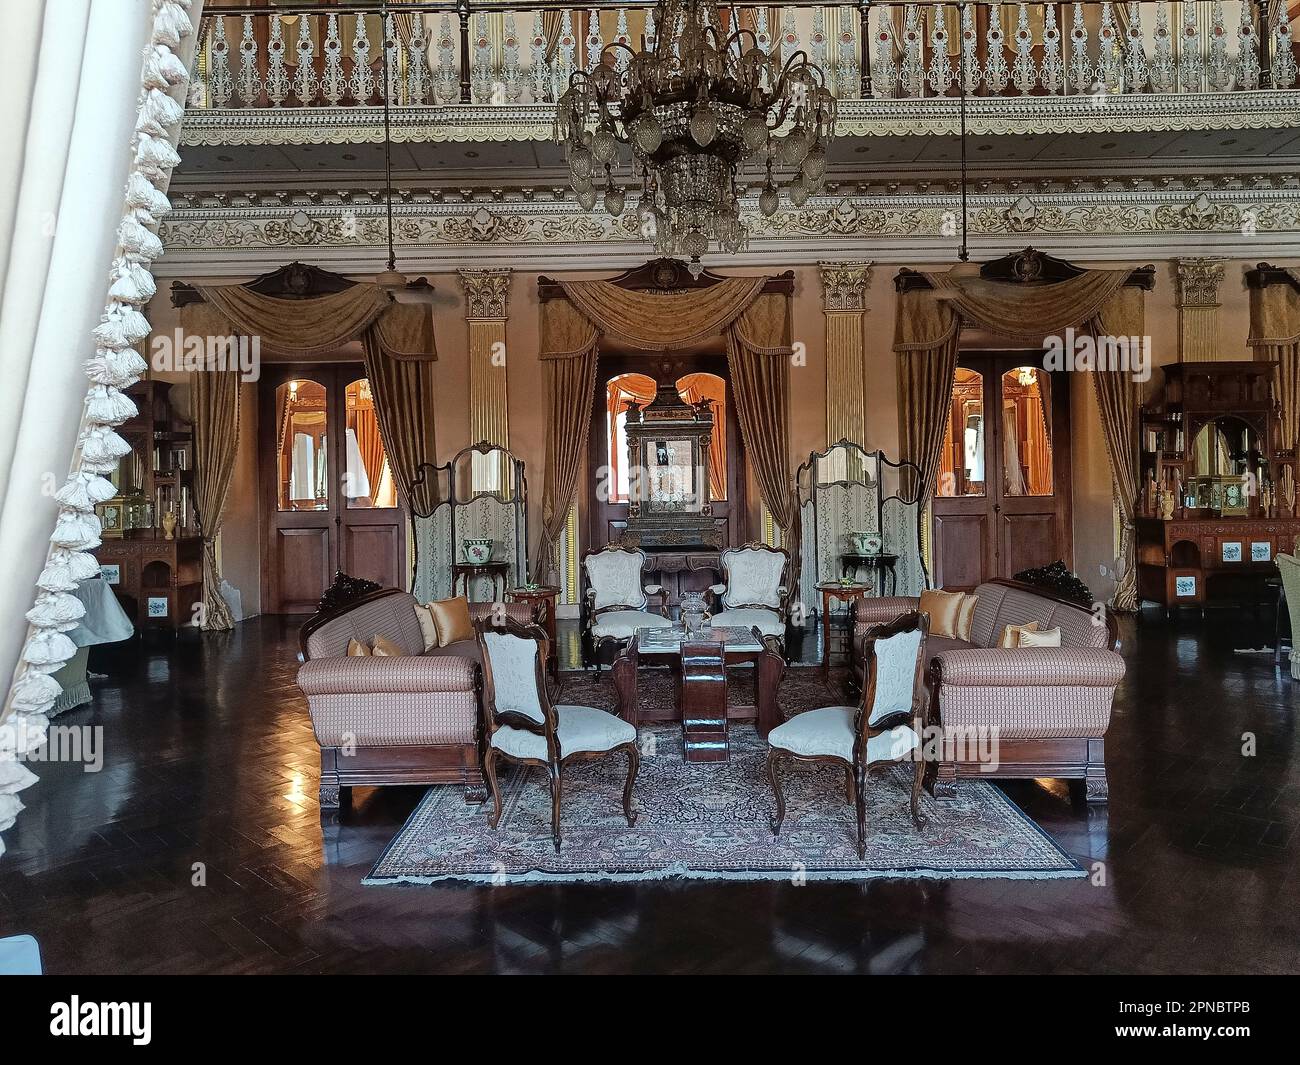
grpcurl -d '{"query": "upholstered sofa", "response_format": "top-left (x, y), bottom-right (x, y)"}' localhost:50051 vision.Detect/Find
top-left (297, 588), bottom-right (532, 808)
top-left (851, 578), bottom-right (1123, 802)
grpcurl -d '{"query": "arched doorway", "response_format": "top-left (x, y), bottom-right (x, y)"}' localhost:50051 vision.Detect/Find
top-left (587, 354), bottom-right (747, 551)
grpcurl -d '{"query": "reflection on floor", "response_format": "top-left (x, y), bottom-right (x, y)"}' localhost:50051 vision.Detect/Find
top-left (0, 608), bottom-right (1297, 974)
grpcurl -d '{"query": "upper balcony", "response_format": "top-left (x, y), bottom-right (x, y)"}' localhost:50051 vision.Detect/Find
top-left (181, 1), bottom-right (1300, 151)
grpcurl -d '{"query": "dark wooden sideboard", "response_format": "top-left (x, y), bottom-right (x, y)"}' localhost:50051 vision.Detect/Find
top-left (1137, 517), bottom-right (1300, 610)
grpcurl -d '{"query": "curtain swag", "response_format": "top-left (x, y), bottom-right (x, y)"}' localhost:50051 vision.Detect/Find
top-left (894, 266), bottom-right (1146, 611)
top-left (536, 276), bottom-right (794, 572)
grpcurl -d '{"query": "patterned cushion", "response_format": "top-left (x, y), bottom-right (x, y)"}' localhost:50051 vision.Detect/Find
top-left (969, 582), bottom-right (1106, 650)
top-left (768, 705), bottom-right (919, 763)
top-left (491, 704), bottom-right (635, 760)
top-left (709, 608), bottom-right (784, 637)
top-left (585, 549), bottom-right (647, 611)
top-left (769, 706), bottom-right (855, 759)
top-left (482, 630), bottom-right (544, 723)
top-left (868, 628), bottom-right (924, 726)
top-left (721, 548), bottom-right (785, 609)
top-left (306, 592), bottom-right (426, 659)
top-left (592, 609), bottom-right (673, 640)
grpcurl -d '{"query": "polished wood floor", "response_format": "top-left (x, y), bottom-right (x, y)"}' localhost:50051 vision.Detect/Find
top-left (1, 608), bottom-right (1298, 974)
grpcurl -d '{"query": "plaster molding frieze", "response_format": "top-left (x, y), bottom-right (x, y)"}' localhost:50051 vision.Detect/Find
top-left (458, 266), bottom-right (512, 319)
top-left (818, 261), bottom-right (874, 312)
top-left (156, 189), bottom-right (1300, 272)
top-left (178, 91), bottom-right (1300, 147)
top-left (1175, 257), bottom-right (1227, 307)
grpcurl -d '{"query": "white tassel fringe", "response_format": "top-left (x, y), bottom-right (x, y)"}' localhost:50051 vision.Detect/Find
top-left (86, 347), bottom-right (148, 389)
top-left (49, 510), bottom-right (101, 551)
top-left (93, 305), bottom-right (151, 348)
top-left (85, 384), bottom-right (138, 425)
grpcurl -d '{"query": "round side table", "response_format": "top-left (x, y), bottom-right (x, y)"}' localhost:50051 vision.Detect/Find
top-left (508, 585), bottom-right (561, 677)
top-left (818, 581), bottom-right (866, 685)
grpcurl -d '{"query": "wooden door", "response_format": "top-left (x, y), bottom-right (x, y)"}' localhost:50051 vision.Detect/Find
top-left (260, 364), bottom-right (406, 613)
top-left (587, 353), bottom-right (747, 549)
top-left (931, 353), bottom-right (1072, 590)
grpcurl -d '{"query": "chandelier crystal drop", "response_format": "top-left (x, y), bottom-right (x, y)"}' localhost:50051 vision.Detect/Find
top-left (555, 0), bottom-right (836, 269)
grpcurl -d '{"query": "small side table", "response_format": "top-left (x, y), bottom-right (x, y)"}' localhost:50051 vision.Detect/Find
top-left (454, 560), bottom-right (510, 602)
top-left (840, 553), bottom-right (899, 597)
top-left (819, 581), bottom-right (866, 685)
top-left (508, 585), bottom-right (561, 677)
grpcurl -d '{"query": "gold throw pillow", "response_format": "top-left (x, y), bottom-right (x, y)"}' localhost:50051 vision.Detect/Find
top-left (1017, 626), bottom-right (1062, 648)
top-left (955, 593), bottom-right (979, 641)
top-left (347, 638), bottom-right (372, 657)
top-left (413, 602), bottom-right (439, 650)
top-left (428, 596), bottom-right (474, 647)
top-left (919, 589), bottom-right (972, 640)
top-left (371, 634), bottom-right (406, 657)
top-left (997, 621), bottom-right (1040, 648)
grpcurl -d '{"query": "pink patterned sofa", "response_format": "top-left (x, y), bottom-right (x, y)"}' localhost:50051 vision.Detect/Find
top-left (852, 578), bottom-right (1123, 802)
top-left (297, 588), bottom-right (532, 808)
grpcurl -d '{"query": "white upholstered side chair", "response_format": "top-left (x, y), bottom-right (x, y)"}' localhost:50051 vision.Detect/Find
top-left (580, 544), bottom-right (672, 670)
top-left (708, 543), bottom-right (790, 642)
top-left (477, 618), bottom-right (639, 852)
top-left (766, 611), bottom-right (929, 858)
top-left (1275, 553), bottom-right (1300, 679)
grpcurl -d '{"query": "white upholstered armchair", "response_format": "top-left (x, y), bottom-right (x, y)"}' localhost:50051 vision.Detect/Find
top-left (580, 545), bottom-right (672, 669)
top-left (708, 543), bottom-right (791, 641)
top-left (477, 618), bottom-right (639, 852)
top-left (767, 611), bottom-right (929, 858)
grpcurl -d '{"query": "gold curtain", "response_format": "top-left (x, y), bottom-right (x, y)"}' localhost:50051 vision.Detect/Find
top-left (184, 302), bottom-right (242, 632)
top-left (1248, 269), bottom-right (1300, 451)
top-left (1091, 285), bottom-right (1145, 611)
top-left (677, 371), bottom-right (727, 501)
top-left (894, 288), bottom-right (962, 502)
top-left (353, 399), bottom-right (385, 506)
top-left (536, 277), bottom-right (794, 571)
top-left (727, 291), bottom-right (794, 532)
top-left (1025, 378), bottom-right (1053, 495)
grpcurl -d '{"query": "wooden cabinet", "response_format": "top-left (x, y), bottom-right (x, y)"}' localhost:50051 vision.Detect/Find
top-left (94, 379), bottom-right (203, 630)
top-left (96, 536), bottom-right (203, 629)
top-left (1137, 518), bottom-right (1300, 609)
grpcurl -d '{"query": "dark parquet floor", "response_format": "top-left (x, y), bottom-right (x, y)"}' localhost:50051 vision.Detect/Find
top-left (1, 608), bottom-right (1298, 974)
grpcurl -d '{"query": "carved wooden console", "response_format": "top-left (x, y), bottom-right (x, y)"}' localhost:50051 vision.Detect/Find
top-left (1137, 517), bottom-right (1300, 609)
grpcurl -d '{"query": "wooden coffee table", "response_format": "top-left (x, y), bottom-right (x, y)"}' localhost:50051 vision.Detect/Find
top-left (611, 626), bottom-right (785, 758)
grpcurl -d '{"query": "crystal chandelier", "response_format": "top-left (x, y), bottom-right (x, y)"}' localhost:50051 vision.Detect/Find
top-left (555, 1), bottom-right (837, 269)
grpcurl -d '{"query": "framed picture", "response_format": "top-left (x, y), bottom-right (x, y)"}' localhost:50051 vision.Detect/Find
top-left (1175, 576), bottom-right (1197, 598)
top-left (99, 564), bottom-right (120, 586)
top-left (1251, 541), bottom-right (1273, 563)
top-left (94, 500), bottom-right (124, 539)
top-left (147, 596), bottom-right (169, 619)
top-left (1221, 541), bottom-right (1242, 563)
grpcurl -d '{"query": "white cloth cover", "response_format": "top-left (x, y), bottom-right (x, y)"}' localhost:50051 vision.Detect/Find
top-left (721, 547), bottom-right (785, 609)
top-left (482, 630), bottom-right (545, 723)
top-left (491, 704), bottom-right (635, 760)
top-left (0, 0), bottom-right (201, 859)
top-left (584, 549), bottom-right (648, 611)
top-left (709, 608), bottom-right (784, 637)
top-left (867, 628), bottom-right (925, 726)
top-left (591, 609), bottom-right (673, 640)
top-left (65, 576), bottom-right (132, 648)
top-left (768, 706), bottom-right (920, 763)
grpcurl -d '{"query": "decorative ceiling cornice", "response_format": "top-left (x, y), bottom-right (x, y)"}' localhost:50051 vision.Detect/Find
top-left (155, 182), bottom-right (1300, 276)
top-left (178, 91), bottom-right (1300, 147)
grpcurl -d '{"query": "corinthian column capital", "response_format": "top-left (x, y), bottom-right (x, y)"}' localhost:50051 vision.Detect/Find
top-left (818, 261), bottom-right (873, 313)
top-left (458, 267), bottom-right (512, 319)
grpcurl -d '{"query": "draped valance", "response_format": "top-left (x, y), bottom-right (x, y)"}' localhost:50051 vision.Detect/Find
top-left (186, 282), bottom-right (436, 361)
top-left (893, 265), bottom-right (1145, 610)
top-left (1248, 268), bottom-right (1300, 451)
top-left (536, 271), bottom-right (794, 577)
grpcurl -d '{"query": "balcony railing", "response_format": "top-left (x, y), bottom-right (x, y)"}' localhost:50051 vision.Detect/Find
top-left (188, 1), bottom-right (1297, 111)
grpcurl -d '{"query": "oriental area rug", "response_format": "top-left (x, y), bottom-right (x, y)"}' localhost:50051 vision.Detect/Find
top-left (365, 669), bottom-right (1083, 886)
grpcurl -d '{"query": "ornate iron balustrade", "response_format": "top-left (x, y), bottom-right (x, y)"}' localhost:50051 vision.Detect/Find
top-left (188, 1), bottom-right (1296, 111)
